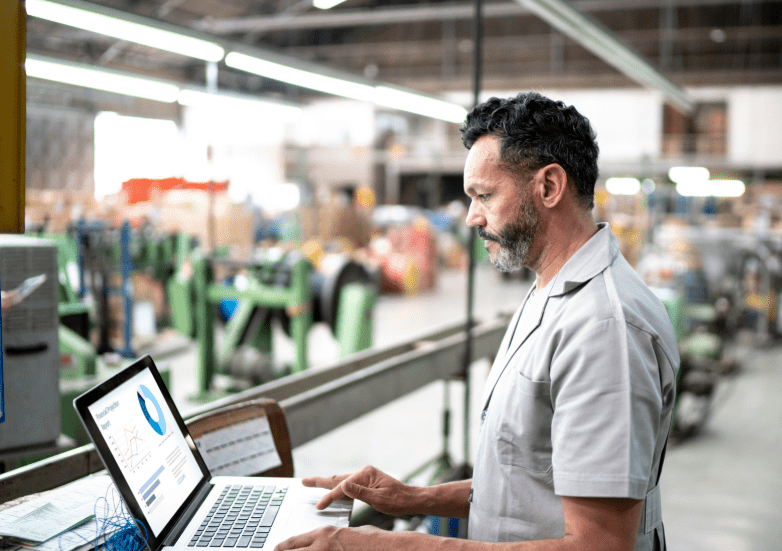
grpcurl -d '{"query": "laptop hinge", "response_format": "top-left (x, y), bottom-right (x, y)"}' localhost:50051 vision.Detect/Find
top-left (161, 482), bottom-right (214, 548)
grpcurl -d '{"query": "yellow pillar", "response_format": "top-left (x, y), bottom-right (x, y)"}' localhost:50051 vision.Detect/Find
top-left (0, 0), bottom-right (25, 234)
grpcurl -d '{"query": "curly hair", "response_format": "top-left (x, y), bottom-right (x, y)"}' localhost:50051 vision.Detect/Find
top-left (460, 92), bottom-right (599, 209)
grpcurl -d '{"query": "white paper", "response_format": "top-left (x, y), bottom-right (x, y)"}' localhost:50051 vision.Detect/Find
top-left (0, 474), bottom-right (122, 551)
top-left (194, 416), bottom-right (282, 476)
top-left (0, 502), bottom-right (93, 542)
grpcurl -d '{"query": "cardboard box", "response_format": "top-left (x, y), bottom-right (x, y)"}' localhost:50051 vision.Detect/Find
top-left (156, 190), bottom-right (254, 257)
top-left (298, 204), bottom-right (372, 249)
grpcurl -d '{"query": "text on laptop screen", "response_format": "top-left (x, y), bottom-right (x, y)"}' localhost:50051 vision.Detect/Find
top-left (87, 368), bottom-right (203, 536)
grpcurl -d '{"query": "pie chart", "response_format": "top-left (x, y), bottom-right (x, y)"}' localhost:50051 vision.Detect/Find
top-left (137, 385), bottom-right (166, 436)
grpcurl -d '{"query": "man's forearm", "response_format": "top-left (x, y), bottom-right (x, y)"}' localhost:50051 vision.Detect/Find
top-left (413, 479), bottom-right (472, 518)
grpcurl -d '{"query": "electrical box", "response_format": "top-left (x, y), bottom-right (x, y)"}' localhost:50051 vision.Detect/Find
top-left (0, 236), bottom-right (61, 451)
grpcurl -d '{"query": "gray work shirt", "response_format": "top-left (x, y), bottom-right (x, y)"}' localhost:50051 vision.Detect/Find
top-left (468, 224), bottom-right (679, 551)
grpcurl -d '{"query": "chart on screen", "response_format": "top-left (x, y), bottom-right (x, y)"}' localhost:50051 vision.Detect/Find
top-left (111, 421), bottom-right (152, 473)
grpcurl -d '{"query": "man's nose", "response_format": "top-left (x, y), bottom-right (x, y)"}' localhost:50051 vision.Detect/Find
top-left (465, 201), bottom-right (485, 228)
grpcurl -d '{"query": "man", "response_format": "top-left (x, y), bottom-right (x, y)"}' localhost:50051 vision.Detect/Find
top-left (275, 93), bottom-right (679, 551)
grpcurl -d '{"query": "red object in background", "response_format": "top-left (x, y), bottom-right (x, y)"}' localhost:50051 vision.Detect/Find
top-left (380, 253), bottom-right (419, 294)
top-left (122, 177), bottom-right (229, 204)
top-left (381, 223), bottom-right (437, 292)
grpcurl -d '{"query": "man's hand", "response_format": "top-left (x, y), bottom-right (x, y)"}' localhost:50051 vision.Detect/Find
top-left (304, 465), bottom-right (419, 516)
top-left (274, 525), bottom-right (382, 551)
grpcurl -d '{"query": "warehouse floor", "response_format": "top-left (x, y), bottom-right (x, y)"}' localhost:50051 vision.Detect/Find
top-left (155, 264), bottom-right (780, 550)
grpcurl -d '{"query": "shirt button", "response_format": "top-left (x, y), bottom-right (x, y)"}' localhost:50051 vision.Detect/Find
top-left (481, 410), bottom-right (487, 424)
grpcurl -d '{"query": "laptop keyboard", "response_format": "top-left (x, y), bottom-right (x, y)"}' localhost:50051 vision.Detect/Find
top-left (188, 484), bottom-right (287, 548)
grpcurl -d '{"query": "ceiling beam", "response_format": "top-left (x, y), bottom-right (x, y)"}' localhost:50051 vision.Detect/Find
top-left (515, 0), bottom-right (694, 113)
top-left (382, 67), bottom-right (782, 95)
top-left (192, 0), bottom-right (762, 34)
top-left (279, 25), bottom-right (782, 63)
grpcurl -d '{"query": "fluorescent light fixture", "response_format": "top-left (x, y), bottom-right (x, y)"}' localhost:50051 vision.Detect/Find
top-left (226, 52), bottom-right (374, 102)
top-left (313, 0), bottom-right (347, 9)
top-left (373, 86), bottom-right (468, 123)
top-left (26, 55), bottom-right (179, 102)
top-left (27, 0), bottom-right (224, 62)
top-left (668, 166), bottom-right (710, 184)
top-left (516, 0), bottom-right (695, 114)
top-left (677, 179), bottom-right (745, 198)
top-left (605, 177), bottom-right (641, 195)
top-left (227, 52), bottom-right (467, 122)
top-left (177, 89), bottom-right (302, 119)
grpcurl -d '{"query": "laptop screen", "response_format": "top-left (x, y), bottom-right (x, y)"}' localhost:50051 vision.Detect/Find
top-left (86, 365), bottom-right (204, 536)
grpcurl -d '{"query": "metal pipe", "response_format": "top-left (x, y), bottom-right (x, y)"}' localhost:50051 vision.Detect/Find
top-left (515, 0), bottom-right (694, 113)
top-left (463, 0), bottom-right (484, 468)
top-left (280, 319), bottom-right (507, 448)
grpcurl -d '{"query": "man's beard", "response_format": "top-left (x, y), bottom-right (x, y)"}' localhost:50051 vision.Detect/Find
top-left (478, 197), bottom-right (541, 272)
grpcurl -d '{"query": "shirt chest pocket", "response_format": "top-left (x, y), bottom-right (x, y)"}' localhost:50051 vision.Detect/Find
top-left (491, 367), bottom-right (553, 474)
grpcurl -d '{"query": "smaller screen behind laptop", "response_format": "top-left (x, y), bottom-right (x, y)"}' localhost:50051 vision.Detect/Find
top-left (87, 367), bottom-right (203, 536)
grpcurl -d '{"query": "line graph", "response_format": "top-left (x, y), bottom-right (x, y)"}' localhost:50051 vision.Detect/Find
top-left (111, 422), bottom-right (151, 471)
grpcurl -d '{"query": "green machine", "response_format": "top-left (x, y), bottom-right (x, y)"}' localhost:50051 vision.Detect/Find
top-left (30, 230), bottom-right (98, 378)
top-left (653, 272), bottom-right (733, 438)
top-left (170, 251), bottom-right (377, 398)
top-left (35, 224), bottom-right (188, 445)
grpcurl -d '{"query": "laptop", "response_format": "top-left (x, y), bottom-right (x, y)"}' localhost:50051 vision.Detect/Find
top-left (74, 355), bottom-right (351, 550)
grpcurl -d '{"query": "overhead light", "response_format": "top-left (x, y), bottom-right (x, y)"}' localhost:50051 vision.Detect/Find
top-left (373, 87), bottom-right (467, 123)
top-left (26, 55), bottom-right (179, 103)
top-left (710, 28), bottom-right (727, 44)
top-left (313, 0), bottom-right (347, 9)
top-left (26, 0), bottom-right (225, 62)
top-left (605, 177), bottom-right (641, 195)
top-left (225, 52), bottom-right (374, 102)
top-left (668, 166), bottom-right (710, 184)
top-left (226, 52), bottom-right (467, 122)
top-left (177, 89), bottom-right (302, 119)
top-left (677, 180), bottom-right (745, 198)
top-left (28, 55), bottom-right (308, 112)
top-left (515, 0), bottom-right (695, 114)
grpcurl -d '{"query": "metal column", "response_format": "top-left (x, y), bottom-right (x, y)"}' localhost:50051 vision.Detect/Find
top-left (0, 0), bottom-right (25, 234)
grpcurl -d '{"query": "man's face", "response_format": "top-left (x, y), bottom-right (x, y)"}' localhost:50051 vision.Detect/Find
top-left (463, 135), bottom-right (541, 272)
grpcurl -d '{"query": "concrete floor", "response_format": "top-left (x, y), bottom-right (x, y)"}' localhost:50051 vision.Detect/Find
top-left (660, 342), bottom-right (782, 551)
top-left (156, 264), bottom-right (781, 549)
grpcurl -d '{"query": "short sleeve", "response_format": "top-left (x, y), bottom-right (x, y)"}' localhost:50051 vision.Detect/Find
top-left (549, 318), bottom-right (664, 499)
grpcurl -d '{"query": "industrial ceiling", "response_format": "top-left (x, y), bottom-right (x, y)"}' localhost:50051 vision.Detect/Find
top-left (26, 0), bottom-right (782, 108)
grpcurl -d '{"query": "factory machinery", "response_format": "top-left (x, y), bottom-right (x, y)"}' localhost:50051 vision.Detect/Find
top-left (643, 225), bottom-right (782, 438)
top-left (2, 222), bottom-right (378, 456)
top-left (15, 221), bottom-right (194, 451)
top-left (169, 249), bottom-right (377, 398)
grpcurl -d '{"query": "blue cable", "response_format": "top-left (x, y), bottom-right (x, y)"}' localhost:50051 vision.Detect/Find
top-left (57, 483), bottom-right (148, 551)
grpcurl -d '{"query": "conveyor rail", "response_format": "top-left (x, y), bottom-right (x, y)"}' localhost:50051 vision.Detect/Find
top-left (0, 315), bottom-right (509, 503)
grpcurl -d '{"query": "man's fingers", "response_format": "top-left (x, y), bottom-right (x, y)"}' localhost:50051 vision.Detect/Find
top-left (303, 474), bottom-right (350, 490)
top-left (340, 481), bottom-right (368, 502)
top-left (315, 480), bottom-right (368, 511)
top-left (315, 486), bottom-right (348, 510)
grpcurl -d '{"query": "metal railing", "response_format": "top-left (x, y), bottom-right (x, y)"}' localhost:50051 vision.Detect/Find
top-left (0, 315), bottom-right (509, 504)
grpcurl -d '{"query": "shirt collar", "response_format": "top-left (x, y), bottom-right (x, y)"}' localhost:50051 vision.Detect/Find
top-left (548, 222), bottom-right (619, 297)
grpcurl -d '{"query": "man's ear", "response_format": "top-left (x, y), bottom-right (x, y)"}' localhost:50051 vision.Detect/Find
top-left (538, 164), bottom-right (569, 208)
